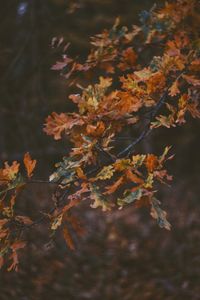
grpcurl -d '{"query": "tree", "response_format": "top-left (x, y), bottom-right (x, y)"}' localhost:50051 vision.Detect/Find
top-left (0, 0), bottom-right (199, 271)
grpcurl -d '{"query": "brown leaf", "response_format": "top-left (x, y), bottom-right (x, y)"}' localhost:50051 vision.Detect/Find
top-left (23, 152), bottom-right (36, 178)
top-left (0, 256), bottom-right (4, 269)
top-left (104, 176), bottom-right (124, 195)
top-left (145, 154), bottom-right (158, 172)
top-left (125, 169), bottom-right (144, 184)
top-left (86, 121), bottom-right (105, 137)
top-left (44, 112), bottom-right (84, 140)
top-left (118, 47), bottom-right (137, 71)
top-left (15, 215), bottom-right (33, 225)
top-left (169, 80), bottom-right (180, 97)
top-left (66, 215), bottom-right (85, 237)
top-left (7, 251), bottom-right (18, 272)
top-left (63, 226), bottom-right (75, 250)
top-left (0, 161), bottom-right (20, 182)
top-left (182, 74), bottom-right (200, 86)
top-left (11, 241), bottom-right (26, 252)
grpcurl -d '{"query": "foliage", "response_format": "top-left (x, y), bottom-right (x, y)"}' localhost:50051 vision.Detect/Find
top-left (0, 0), bottom-right (200, 271)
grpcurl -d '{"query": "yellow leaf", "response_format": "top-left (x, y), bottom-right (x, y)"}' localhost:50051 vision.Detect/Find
top-left (51, 214), bottom-right (63, 230)
top-left (0, 161), bottom-right (20, 182)
top-left (95, 165), bottom-right (115, 181)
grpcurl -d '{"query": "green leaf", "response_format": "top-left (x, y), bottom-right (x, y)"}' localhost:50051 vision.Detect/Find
top-left (117, 189), bottom-right (142, 208)
top-left (90, 184), bottom-right (111, 211)
top-left (150, 198), bottom-right (171, 230)
top-left (0, 174), bottom-right (25, 197)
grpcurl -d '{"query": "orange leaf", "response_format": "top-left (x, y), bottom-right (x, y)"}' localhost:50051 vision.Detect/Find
top-left (0, 256), bottom-right (4, 269)
top-left (145, 154), bottom-right (158, 172)
top-left (63, 226), bottom-right (75, 250)
top-left (104, 176), bottom-right (124, 195)
top-left (66, 215), bottom-right (85, 237)
top-left (43, 112), bottom-right (84, 140)
top-left (15, 215), bottom-right (33, 225)
top-left (169, 80), bottom-right (180, 97)
top-left (182, 74), bottom-right (200, 86)
top-left (23, 152), bottom-right (36, 178)
top-left (86, 121), bottom-right (105, 137)
top-left (0, 161), bottom-right (20, 182)
top-left (125, 169), bottom-right (144, 184)
top-left (11, 241), bottom-right (26, 251)
top-left (118, 47), bottom-right (137, 71)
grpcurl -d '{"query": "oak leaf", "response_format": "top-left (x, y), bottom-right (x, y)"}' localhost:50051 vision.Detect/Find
top-left (145, 154), bottom-right (158, 172)
top-left (150, 198), bottom-right (171, 230)
top-left (0, 161), bottom-right (20, 182)
top-left (23, 152), bottom-right (36, 178)
top-left (169, 80), bottom-right (180, 97)
top-left (44, 112), bottom-right (84, 140)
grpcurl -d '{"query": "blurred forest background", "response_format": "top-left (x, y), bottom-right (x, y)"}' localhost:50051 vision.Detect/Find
top-left (0, 0), bottom-right (200, 299)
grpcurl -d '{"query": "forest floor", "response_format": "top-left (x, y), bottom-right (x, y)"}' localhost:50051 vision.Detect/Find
top-left (1, 178), bottom-right (200, 300)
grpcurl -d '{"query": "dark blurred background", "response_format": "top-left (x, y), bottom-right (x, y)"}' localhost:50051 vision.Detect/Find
top-left (0, 1), bottom-right (200, 299)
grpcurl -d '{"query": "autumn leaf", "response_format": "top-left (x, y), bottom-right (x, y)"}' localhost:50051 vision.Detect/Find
top-left (117, 189), bottom-right (143, 208)
top-left (159, 146), bottom-right (172, 165)
top-left (86, 121), bottom-right (105, 137)
top-left (145, 154), bottom-right (158, 172)
top-left (114, 159), bottom-right (132, 171)
top-left (99, 76), bottom-right (113, 89)
top-left (169, 80), bottom-right (180, 97)
top-left (51, 55), bottom-right (73, 71)
top-left (182, 74), bottom-right (200, 86)
top-left (15, 215), bottom-right (33, 225)
top-left (23, 152), bottom-right (36, 178)
top-left (66, 215), bottom-right (85, 237)
top-left (144, 173), bottom-right (154, 189)
top-left (51, 214), bottom-right (63, 230)
top-left (11, 241), bottom-right (26, 252)
top-left (118, 47), bottom-right (137, 71)
top-left (125, 169), bottom-right (144, 184)
top-left (94, 165), bottom-right (115, 181)
top-left (150, 198), bottom-right (171, 230)
top-left (0, 256), bottom-right (4, 269)
top-left (132, 155), bottom-right (146, 167)
top-left (44, 112), bottom-right (84, 140)
top-left (7, 241), bottom-right (26, 272)
top-left (104, 176), bottom-right (124, 195)
top-left (63, 226), bottom-right (75, 250)
top-left (90, 184), bottom-right (112, 211)
top-left (0, 161), bottom-right (20, 182)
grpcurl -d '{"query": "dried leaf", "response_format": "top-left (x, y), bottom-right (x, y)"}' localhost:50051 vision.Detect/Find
top-left (104, 176), bottom-right (124, 195)
top-left (44, 112), bottom-right (84, 140)
top-left (51, 214), bottom-right (63, 230)
top-left (125, 169), bottom-right (144, 184)
top-left (95, 165), bottom-right (115, 181)
top-left (145, 154), bottom-right (158, 172)
top-left (0, 161), bottom-right (20, 182)
top-left (23, 152), bottom-right (36, 178)
top-left (63, 226), bottom-right (75, 250)
top-left (150, 198), bottom-right (171, 230)
top-left (117, 189), bottom-right (142, 208)
top-left (169, 80), bottom-right (180, 97)
top-left (182, 74), bottom-right (200, 86)
top-left (90, 184), bottom-right (111, 211)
